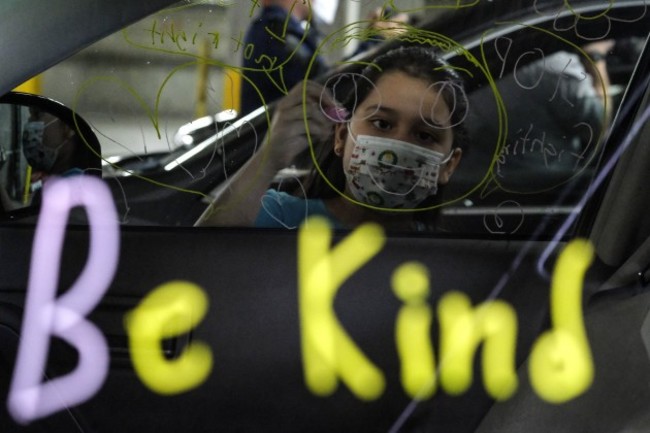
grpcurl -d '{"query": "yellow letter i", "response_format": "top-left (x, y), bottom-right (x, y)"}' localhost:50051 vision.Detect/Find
top-left (393, 262), bottom-right (437, 400)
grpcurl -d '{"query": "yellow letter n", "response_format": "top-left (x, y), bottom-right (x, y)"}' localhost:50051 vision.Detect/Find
top-left (438, 292), bottom-right (519, 401)
top-left (298, 216), bottom-right (386, 400)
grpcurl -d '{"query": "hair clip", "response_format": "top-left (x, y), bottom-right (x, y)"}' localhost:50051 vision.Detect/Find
top-left (324, 106), bottom-right (349, 123)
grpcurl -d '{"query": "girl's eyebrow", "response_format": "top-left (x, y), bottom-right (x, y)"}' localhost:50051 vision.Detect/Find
top-left (360, 104), bottom-right (388, 116)
top-left (419, 116), bottom-right (447, 129)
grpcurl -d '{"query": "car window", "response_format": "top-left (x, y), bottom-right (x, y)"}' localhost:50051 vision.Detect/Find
top-left (3, 2), bottom-right (650, 432)
top-left (438, 8), bottom-right (649, 237)
top-left (15, 1), bottom-right (650, 237)
top-left (269, 2), bottom-right (649, 239)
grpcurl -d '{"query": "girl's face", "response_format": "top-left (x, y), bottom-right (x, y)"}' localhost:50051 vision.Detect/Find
top-left (334, 70), bottom-right (462, 187)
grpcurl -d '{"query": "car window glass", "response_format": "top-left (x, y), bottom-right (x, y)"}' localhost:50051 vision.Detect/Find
top-left (440, 23), bottom-right (648, 236)
top-left (3, 2), bottom-right (650, 432)
top-left (31, 0), bottom-right (649, 238)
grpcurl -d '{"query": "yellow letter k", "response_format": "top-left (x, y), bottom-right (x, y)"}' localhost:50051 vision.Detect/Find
top-left (298, 216), bottom-right (386, 400)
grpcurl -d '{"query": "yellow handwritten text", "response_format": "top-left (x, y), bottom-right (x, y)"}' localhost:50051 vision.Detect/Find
top-left (529, 239), bottom-right (595, 403)
top-left (438, 292), bottom-right (518, 400)
top-left (298, 217), bottom-right (386, 400)
top-left (125, 280), bottom-right (213, 395)
top-left (393, 262), bottom-right (437, 399)
top-left (298, 216), bottom-right (594, 403)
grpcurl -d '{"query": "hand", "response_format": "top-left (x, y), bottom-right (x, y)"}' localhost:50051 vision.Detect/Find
top-left (582, 39), bottom-right (615, 58)
top-left (266, 80), bottom-right (337, 170)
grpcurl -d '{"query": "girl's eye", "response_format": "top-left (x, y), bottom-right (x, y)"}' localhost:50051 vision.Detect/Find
top-left (371, 119), bottom-right (391, 131)
top-left (416, 130), bottom-right (437, 143)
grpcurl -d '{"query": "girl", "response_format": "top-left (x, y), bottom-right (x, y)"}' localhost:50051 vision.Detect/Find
top-left (196, 46), bottom-right (467, 231)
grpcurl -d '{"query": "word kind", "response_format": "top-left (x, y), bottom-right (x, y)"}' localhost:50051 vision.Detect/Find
top-left (299, 217), bottom-right (594, 403)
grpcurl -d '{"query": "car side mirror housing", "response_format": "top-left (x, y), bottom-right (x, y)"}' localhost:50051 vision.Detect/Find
top-left (0, 92), bottom-right (101, 221)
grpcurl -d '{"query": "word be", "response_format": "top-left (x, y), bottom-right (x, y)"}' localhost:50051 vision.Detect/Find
top-left (6, 177), bottom-right (212, 424)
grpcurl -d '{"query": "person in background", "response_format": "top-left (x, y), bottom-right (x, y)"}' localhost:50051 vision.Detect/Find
top-left (1, 108), bottom-right (85, 215)
top-left (352, 6), bottom-right (411, 57)
top-left (22, 109), bottom-right (84, 182)
top-left (240, 0), bottom-right (328, 115)
top-left (197, 46), bottom-right (466, 232)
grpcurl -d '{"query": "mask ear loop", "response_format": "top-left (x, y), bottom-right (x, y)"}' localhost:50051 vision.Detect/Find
top-left (44, 118), bottom-right (60, 129)
top-left (434, 147), bottom-right (456, 165)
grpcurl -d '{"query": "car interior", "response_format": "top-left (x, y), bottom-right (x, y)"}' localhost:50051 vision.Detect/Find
top-left (0, 1), bottom-right (650, 432)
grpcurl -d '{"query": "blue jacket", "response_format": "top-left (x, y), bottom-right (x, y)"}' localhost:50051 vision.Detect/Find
top-left (240, 6), bottom-right (327, 114)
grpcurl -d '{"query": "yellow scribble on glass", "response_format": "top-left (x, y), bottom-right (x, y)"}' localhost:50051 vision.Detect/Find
top-left (393, 262), bottom-right (436, 400)
top-left (438, 291), bottom-right (518, 401)
top-left (529, 239), bottom-right (594, 403)
top-left (298, 216), bottom-right (386, 400)
top-left (125, 280), bottom-right (213, 395)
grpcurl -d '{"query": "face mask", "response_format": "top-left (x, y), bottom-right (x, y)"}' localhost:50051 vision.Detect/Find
top-left (22, 119), bottom-right (64, 172)
top-left (344, 133), bottom-right (451, 209)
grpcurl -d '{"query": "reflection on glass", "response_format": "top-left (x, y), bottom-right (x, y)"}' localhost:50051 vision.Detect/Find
top-left (0, 103), bottom-right (86, 215)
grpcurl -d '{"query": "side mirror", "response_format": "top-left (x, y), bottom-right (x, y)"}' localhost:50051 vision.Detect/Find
top-left (0, 92), bottom-right (101, 221)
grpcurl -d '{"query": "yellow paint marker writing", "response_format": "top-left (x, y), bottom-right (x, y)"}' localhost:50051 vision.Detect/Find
top-left (529, 239), bottom-right (595, 403)
top-left (438, 292), bottom-right (518, 400)
top-left (393, 262), bottom-right (436, 399)
top-left (298, 216), bottom-right (386, 400)
top-left (126, 280), bottom-right (213, 395)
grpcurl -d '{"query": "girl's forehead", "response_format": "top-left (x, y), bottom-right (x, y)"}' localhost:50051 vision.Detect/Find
top-left (357, 71), bottom-right (452, 123)
top-left (365, 71), bottom-right (440, 101)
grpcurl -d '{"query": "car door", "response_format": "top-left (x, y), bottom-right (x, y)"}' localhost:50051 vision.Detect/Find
top-left (0, 2), bottom-right (649, 432)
